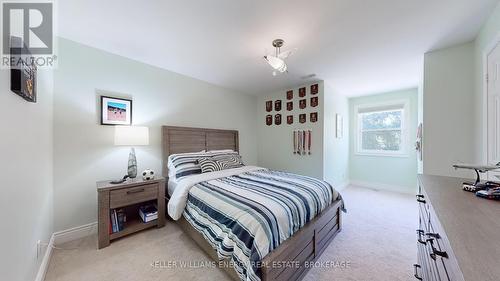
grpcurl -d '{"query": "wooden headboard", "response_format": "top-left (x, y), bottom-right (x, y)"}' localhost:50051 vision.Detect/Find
top-left (162, 126), bottom-right (239, 176)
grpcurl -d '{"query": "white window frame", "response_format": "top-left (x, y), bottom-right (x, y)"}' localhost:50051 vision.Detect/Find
top-left (354, 99), bottom-right (410, 157)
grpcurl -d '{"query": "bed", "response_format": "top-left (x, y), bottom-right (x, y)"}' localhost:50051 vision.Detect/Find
top-left (162, 126), bottom-right (344, 281)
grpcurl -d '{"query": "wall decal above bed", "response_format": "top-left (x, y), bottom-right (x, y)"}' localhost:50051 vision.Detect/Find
top-left (263, 83), bottom-right (321, 126)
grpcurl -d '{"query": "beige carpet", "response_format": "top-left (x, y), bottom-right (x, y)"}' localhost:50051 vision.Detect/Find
top-left (45, 185), bottom-right (417, 281)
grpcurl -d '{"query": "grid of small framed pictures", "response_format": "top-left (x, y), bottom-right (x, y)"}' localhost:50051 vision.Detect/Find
top-left (265, 83), bottom-right (319, 126)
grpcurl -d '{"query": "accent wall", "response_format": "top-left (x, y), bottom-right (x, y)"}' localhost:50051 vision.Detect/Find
top-left (53, 38), bottom-right (258, 232)
top-left (257, 82), bottom-right (324, 179)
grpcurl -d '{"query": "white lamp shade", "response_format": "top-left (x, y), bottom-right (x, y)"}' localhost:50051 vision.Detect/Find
top-left (114, 126), bottom-right (149, 146)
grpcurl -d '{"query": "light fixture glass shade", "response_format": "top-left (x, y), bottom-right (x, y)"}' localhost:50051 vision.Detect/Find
top-left (264, 55), bottom-right (287, 73)
top-left (114, 126), bottom-right (149, 146)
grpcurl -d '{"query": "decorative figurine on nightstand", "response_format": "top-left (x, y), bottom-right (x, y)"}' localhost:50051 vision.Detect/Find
top-left (142, 169), bottom-right (155, 181)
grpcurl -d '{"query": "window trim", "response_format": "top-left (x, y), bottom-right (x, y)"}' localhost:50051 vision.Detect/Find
top-left (354, 99), bottom-right (410, 157)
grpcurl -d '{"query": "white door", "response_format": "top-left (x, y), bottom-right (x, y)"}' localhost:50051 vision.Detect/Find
top-left (487, 42), bottom-right (500, 180)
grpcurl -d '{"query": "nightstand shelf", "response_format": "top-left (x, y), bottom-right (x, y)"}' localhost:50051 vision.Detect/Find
top-left (109, 217), bottom-right (157, 240)
top-left (97, 177), bottom-right (165, 249)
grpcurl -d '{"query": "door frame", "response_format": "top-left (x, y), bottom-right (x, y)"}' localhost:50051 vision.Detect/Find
top-left (482, 31), bottom-right (500, 168)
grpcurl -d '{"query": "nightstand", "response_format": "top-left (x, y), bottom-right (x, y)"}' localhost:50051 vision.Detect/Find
top-left (97, 177), bottom-right (165, 249)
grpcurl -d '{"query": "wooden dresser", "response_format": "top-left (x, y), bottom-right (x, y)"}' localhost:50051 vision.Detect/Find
top-left (416, 175), bottom-right (500, 281)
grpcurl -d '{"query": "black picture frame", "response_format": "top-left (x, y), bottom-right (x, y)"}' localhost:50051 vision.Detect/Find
top-left (10, 37), bottom-right (37, 103)
top-left (266, 114), bottom-right (273, 126)
top-left (275, 114), bottom-right (282, 125)
top-left (299, 87), bottom-right (306, 97)
top-left (100, 96), bottom-right (133, 126)
top-left (266, 100), bottom-right (273, 112)
top-left (274, 100), bottom-right (282, 111)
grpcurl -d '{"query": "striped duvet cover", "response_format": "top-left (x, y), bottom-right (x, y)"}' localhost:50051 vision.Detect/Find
top-left (182, 169), bottom-right (342, 281)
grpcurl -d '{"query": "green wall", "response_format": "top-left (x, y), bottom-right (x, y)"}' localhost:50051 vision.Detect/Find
top-left (349, 88), bottom-right (418, 193)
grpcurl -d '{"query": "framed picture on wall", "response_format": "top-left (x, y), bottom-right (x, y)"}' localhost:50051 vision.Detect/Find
top-left (275, 100), bottom-right (282, 111)
top-left (287, 101), bottom-right (293, 111)
top-left (101, 96), bottom-right (133, 125)
top-left (299, 114), bottom-right (306, 124)
top-left (299, 87), bottom-right (306, 97)
top-left (266, 100), bottom-right (273, 112)
top-left (10, 36), bottom-right (37, 103)
top-left (310, 112), bottom-right (318, 123)
top-left (336, 114), bottom-right (343, 138)
top-left (311, 83), bottom-right (319, 95)
top-left (287, 115), bottom-right (293, 125)
top-left (311, 96), bottom-right (318, 107)
top-left (286, 90), bottom-right (293, 100)
top-left (275, 114), bottom-right (282, 125)
top-left (266, 114), bottom-right (273, 126)
top-left (299, 99), bottom-right (307, 109)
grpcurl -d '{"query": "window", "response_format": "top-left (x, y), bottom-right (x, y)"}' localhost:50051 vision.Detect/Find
top-left (356, 101), bottom-right (408, 156)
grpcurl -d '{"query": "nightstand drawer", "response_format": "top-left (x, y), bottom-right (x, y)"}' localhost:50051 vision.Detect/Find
top-left (110, 184), bottom-right (158, 208)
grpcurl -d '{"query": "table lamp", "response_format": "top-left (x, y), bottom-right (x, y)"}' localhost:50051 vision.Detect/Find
top-left (113, 126), bottom-right (149, 183)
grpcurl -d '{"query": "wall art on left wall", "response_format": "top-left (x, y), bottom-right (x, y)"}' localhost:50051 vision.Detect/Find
top-left (11, 60), bottom-right (37, 102)
top-left (101, 96), bottom-right (133, 125)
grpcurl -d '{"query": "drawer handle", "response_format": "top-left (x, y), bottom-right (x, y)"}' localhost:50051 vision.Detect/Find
top-left (127, 188), bottom-right (145, 195)
top-left (426, 232), bottom-right (441, 239)
top-left (416, 194), bottom-right (424, 198)
top-left (416, 198), bottom-right (426, 204)
top-left (416, 229), bottom-right (426, 244)
top-left (413, 264), bottom-right (423, 280)
top-left (428, 240), bottom-right (449, 259)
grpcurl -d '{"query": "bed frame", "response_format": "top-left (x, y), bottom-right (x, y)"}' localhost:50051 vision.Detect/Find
top-left (162, 126), bottom-right (342, 281)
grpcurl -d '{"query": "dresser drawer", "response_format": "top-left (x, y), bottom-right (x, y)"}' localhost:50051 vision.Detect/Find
top-left (110, 183), bottom-right (158, 208)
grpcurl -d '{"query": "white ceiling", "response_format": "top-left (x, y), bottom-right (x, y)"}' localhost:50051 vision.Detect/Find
top-left (58, 0), bottom-right (499, 96)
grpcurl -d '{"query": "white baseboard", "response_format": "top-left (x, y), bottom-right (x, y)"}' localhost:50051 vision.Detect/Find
top-left (335, 181), bottom-right (350, 191)
top-left (35, 222), bottom-right (97, 281)
top-left (34, 234), bottom-right (54, 281)
top-left (53, 222), bottom-right (97, 246)
top-left (349, 180), bottom-right (416, 194)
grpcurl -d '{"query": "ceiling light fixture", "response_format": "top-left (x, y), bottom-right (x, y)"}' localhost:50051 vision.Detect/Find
top-left (264, 39), bottom-right (293, 76)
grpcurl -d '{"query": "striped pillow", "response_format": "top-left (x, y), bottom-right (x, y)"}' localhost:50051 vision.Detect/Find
top-left (168, 151), bottom-right (208, 179)
top-left (198, 154), bottom-right (244, 173)
top-left (168, 151), bottom-right (241, 179)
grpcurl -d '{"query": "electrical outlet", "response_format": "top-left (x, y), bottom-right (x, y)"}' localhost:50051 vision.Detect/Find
top-left (36, 240), bottom-right (41, 259)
